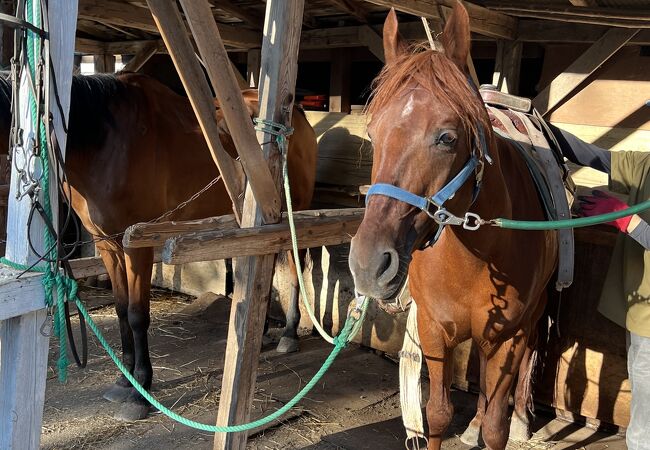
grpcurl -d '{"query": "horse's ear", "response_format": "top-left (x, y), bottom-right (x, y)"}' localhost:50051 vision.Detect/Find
top-left (441, 1), bottom-right (471, 70)
top-left (383, 8), bottom-right (407, 65)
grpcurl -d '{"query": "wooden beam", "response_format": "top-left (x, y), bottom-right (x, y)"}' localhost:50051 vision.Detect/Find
top-left (517, 20), bottom-right (650, 45)
top-left (570, 0), bottom-right (598, 6)
top-left (147, 0), bottom-right (245, 222)
top-left (180, 0), bottom-right (282, 224)
top-left (246, 48), bottom-right (261, 88)
top-left (0, 1), bottom-right (77, 448)
top-left (209, 0), bottom-right (264, 30)
top-left (75, 37), bottom-right (106, 54)
top-left (362, 0), bottom-right (517, 39)
top-left (328, 0), bottom-right (369, 23)
top-left (79, 0), bottom-right (261, 48)
top-left (213, 1), bottom-right (305, 449)
top-left (105, 39), bottom-right (164, 55)
top-left (488, 4), bottom-right (650, 21)
top-left (122, 40), bottom-right (159, 72)
top-left (329, 48), bottom-right (351, 113)
top-left (93, 54), bottom-right (115, 73)
top-left (492, 39), bottom-right (522, 94)
top-left (124, 209), bottom-right (358, 249)
top-left (358, 25), bottom-right (385, 61)
top-left (533, 27), bottom-right (640, 116)
top-left (164, 209), bottom-right (364, 264)
top-left (492, 11), bottom-right (650, 28)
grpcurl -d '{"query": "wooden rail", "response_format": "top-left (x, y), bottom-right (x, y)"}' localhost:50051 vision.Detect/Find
top-left (163, 208), bottom-right (363, 264)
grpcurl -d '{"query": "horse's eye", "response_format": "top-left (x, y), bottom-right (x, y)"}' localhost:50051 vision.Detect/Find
top-left (438, 132), bottom-right (457, 146)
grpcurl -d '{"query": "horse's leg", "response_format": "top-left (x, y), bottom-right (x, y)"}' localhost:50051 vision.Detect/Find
top-left (276, 249), bottom-right (306, 353)
top-left (509, 341), bottom-right (535, 442)
top-left (420, 327), bottom-right (454, 450)
top-left (225, 258), bottom-right (234, 297)
top-left (96, 242), bottom-right (133, 404)
top-left (460, 350), bottom-right (487, 446)
top-left (115, 246), bottom-right (154, 421)
top-left (481, 331), bottom-right (529, 450)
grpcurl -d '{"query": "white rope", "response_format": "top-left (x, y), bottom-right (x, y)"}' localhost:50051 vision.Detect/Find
top-left (399, 301), bottom-right (427, 449)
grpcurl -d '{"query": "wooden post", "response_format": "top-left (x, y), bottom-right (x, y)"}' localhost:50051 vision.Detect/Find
top-left (329, 48), bottom-right (351, 113)
top-left (533, 27), bottom-right (639, 115)
top-left (492, 39), bottom-right (522, 94)
top-left (179, 0), bottom-right (282, 224)
top-left (93, 53), bottom-right (115, 73)
top-left (0, 1), bottom-right (77, 449)
top-left (146, 0), bottom-right (245, 221)
top-left (246, 48), bottom-right (261, 88)
top-left (122, 40), bottom-right (159, 72)
top-left (0, 0), bottom-right (13, 67)
top-left (213, 1), bottom-right (304, 449)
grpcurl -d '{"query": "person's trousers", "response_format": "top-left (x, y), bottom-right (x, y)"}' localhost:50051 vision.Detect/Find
top-left (628, 331), bottom-right (650, 450)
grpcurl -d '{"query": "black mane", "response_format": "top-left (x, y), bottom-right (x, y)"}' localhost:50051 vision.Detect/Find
top-left (68, 73), bottom-right (128, 150)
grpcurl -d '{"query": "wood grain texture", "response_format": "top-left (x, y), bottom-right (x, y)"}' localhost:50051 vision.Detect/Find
top-left (163, 209), bottom-right (363, 264)
top-left (213, 1), bottom-right (305, 448)
top-left (146, 0), bottom-right (245, 222)
top-left (533, 28), bottom-right (640, 115)
top-left (180, 0), bottom-right (281, 224)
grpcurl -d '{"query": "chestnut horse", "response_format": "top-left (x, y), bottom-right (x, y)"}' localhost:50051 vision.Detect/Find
top-left (348, 5), bottom-right (557, 450)
top-left (0, 72), bottom-right (317, 420)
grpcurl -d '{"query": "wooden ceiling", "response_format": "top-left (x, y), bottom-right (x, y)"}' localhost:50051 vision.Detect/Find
top-left (74, 0), bottom-right (650, 55)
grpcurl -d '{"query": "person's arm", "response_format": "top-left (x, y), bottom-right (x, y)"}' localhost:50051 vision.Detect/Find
top-left (548, 123), bottom-right (612, 174)
top-left (628, 216), bottom-right (650, 250)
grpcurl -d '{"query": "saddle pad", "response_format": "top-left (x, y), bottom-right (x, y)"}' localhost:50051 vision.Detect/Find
top-left (487, 105), bottom-right (576, 291)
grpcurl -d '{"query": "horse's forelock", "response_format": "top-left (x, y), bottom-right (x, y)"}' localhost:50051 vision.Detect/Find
top-left (366, 46), bottom-right (490, 148)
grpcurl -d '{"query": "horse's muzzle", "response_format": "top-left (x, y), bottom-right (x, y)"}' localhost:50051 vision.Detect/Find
top-left (349, 236), bottom-right (407, 300)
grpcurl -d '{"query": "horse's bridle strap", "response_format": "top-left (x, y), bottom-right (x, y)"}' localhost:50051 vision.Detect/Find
top-left (366, 154), bottom-right (479, 214)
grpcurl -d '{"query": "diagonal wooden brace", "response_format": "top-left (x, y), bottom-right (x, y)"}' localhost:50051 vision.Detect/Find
top-left (180, 0), bottom-right (283, 224)
top-left (146, 0), bottom-right (245, 223)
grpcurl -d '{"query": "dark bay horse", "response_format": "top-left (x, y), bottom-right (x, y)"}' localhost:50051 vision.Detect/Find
top-left (1, 72), bottom-right (317, 420)
top-left (348, 4), bottom-right (557, 450)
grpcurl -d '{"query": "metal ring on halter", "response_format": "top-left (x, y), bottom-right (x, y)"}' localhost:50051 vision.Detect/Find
top-left (404, 435), bottom-right (429, 450)
top-left (462, 212), bottom-right (483, 231)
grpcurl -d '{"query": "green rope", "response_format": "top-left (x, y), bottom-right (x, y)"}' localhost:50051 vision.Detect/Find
top-left (254, 118), bottom-right (349, 345)
top-left (493, 200), bottom-right (650, 230)
top-left (22, 0), bottom-right (69, 381)
top-left (1, 255), bottom-right (368, 431)
top-left (0, 110), bottom-right (370, 431)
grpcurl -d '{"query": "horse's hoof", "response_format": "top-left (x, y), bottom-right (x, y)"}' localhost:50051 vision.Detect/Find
top-left (460, 423), bottom-right (481, 447)
top-left (508, 413), bottom-right (531, 442)
top-left (262, 335), bottom-right (275, 347)
top-left (103, 384), bottom-right (132, 403)
top-left (276, 336), bottom-right (299, 353)
top-left (114, 401), bottom-right (151, 422)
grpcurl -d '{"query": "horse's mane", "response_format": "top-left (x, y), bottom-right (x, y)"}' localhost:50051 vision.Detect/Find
top-left (68, 73), bottom-right (129, 150)
top-left (366, 46), bottom-right (491, 147)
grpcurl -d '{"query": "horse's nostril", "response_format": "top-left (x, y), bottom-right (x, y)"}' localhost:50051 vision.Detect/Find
top-left (377, 252), bottom-right (392, 278)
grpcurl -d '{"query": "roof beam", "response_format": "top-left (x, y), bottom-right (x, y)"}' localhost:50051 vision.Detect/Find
top-left (78, 0), bottom-right (261, 48)
top-left (569, 0), bottom-right (599, 6)
top-left (533, 27), bottom-right (640, 115)
top-left (362, 0), bottom-right (517, 39)
top-left (209, 0), bottom-right (264, 30)
top-left (328, 0), bottom-right (370, 23)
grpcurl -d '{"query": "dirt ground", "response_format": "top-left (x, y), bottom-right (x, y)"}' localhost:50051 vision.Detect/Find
top-left (41, 288), bottom-right (627, 450)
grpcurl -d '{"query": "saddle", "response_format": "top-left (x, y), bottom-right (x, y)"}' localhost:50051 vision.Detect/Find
top-left (480, 85), bottom-right (576, 291)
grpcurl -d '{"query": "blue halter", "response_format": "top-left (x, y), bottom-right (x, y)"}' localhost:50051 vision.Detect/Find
top-left (365, 124), bottom-right (490, 247)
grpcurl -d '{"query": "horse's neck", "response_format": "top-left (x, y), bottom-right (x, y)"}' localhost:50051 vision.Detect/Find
top-left (446, 135), bottom-right (521, 253)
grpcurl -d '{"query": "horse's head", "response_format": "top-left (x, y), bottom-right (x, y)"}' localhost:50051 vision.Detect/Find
top-left (349, 2), bottom-right (491, 300)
